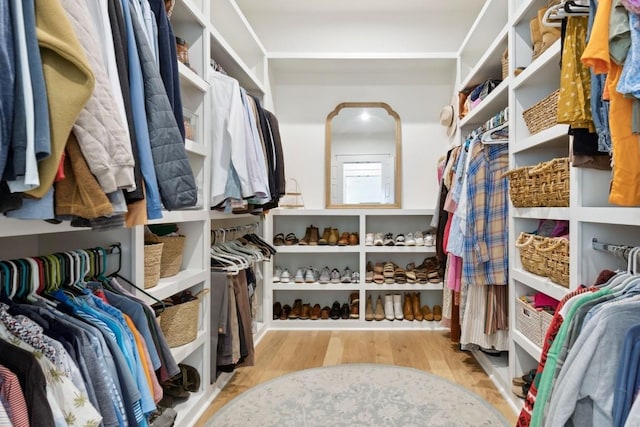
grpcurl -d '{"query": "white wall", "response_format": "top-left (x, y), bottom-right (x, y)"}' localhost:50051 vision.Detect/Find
top-left (272, 69), bottom-right (454, 209)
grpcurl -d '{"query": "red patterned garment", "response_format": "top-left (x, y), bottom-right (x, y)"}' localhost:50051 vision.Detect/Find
top-left (516, 287), bottom-right (595, 426)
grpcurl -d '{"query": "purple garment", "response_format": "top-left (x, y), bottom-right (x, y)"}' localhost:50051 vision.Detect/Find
top-left (622, 0), bottom-right (640, 15)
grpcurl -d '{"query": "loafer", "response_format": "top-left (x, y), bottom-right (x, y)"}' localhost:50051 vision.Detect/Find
top-left (330, 301), bottom-right (341, 319)
top-left (340, 303), bottom-right (350, 319)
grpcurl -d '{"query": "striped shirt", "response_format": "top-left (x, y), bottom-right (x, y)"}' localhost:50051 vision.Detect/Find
top-left (0, 365), bottom-right (28, 427)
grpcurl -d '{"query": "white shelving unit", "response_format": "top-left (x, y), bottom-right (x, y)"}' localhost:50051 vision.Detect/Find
top-left (264, 209), bottom-right (446, 330)
top-left (0, 1), bottom-right (268, 426)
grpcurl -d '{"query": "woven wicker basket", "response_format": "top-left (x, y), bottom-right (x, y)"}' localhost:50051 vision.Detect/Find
top-left (501, 48), bottom-right (509, 80)
top-left (503, 157), bottom-right (569, 208)
top-left (146, 234), bottom-right (186, 277)
top-left (540, 309), bottom-right (554, 341)
top-left (159, 289), bottom-right (208, 348)
top-left (523, 89), bottom-right (560, 135)
top-left (537, 237), bottom-right (570, 287)
top-left (516, 298), bottom-right (543, 347)
top-left (143, 242), bottom-right (163, 289)
top-left (515, 232), bottom-right (547, 277)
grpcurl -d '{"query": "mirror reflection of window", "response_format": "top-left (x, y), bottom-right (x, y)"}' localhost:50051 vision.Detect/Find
top-left (343, 162), bottom-right (382, 204)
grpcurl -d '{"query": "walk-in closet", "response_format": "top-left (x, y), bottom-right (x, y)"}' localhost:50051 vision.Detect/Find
top-left (0, 0), bottom-right (638, 426)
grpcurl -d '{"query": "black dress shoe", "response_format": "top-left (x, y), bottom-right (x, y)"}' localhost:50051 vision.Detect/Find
top-left (330, 301), bottom-right (341, 319)
top-left (340, 303), bottom-right (350, 319)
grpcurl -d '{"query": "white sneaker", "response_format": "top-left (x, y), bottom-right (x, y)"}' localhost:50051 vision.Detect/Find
top-left (414, 231), bottom-right (425, 246)
top-left (305, 267), bottom-right (317, 283)
top-left (280, 268), bottom-right (291, 283)
top-left (424, 234), bottom-right (434, 247)
top-left (373, 233), bottom-right (384, 246)
top-left (330, 268), bottom-right (341, 284)
top-left (393, 294), bottom-right (403, 320)
top-left (351, 271), bottom-right (360, 283)
top-left (405, 232), bottom-right (416, 246)
top-left (365, 232), bottom-right (375, 246)
top-left (384, 295), bottom-right (395, 321)
top-left (273, 266), bottom-right (282, 282)
top-left (341, 267), bottom-right (352, 283)
top-left (318, 266), bottom-right (331, 284)
top-left (294, 268), bottom-right (305, 283)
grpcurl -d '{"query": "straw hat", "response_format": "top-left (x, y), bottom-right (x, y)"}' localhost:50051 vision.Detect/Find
top-left (439, 103), bottom-right (456, 138)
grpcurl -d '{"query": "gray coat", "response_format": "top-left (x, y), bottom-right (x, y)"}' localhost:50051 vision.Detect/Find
top-left (131, 3), bottom-right (197, 210)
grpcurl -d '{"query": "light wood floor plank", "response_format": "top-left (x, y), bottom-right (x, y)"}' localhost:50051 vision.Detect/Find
top-left (194, 331), bottom-right (518, 426)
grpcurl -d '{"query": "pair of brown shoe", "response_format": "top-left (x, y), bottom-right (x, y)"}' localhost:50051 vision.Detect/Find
top-left (317, 227), bottom-right (359, 246)
top-left (420, 304), bottom-right (442, 321)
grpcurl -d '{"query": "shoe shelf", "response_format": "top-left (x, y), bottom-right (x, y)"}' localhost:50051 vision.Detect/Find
top-left (265, 209), bottom-right (441, 331)
top-left (275, 246), bottom-right (361, 253)
top-left (362, 283), bottom-right (444, 291)
top-left (365, 246), bottom-right (436, 253)
top-left (272, 283), bottom-right (360, 291)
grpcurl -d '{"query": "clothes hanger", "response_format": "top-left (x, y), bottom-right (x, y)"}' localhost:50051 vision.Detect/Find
top-left (210, 247), bottom-right (241, 274)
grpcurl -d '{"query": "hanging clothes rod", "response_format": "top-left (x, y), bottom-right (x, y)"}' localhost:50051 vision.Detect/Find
top-left (591, 238), bottom-right (633, 260)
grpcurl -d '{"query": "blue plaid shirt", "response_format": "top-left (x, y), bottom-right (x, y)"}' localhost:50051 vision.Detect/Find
top-left (462, 142), bottom-right (509, 286)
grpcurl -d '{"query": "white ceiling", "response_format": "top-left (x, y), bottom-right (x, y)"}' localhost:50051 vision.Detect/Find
top-left (236, 0), bottom-right (483, 14)
top-left (234, 0), bottom-right (487, 55)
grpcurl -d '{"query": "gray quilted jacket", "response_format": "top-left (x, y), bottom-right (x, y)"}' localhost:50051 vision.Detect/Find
top-left (131, 4), bottom-right (197, 210)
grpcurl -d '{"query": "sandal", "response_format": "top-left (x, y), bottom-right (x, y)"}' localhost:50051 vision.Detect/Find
top-left (284, 232), bottom-right (299, 245)
top-left (383, 262), bottom-right (395, 284)
top-left (373, 262), bottom-right (385, 284)
top-left (512, 382), bottom-right (530, 399)
top-left (273, 233), bottom-right (285, 246)
top-left (394, 266), bottom-right (406, 284)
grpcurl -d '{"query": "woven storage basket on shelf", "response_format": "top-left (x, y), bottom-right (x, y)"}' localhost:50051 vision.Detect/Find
top-left (143, 242), bottom-right (163, 289)
top-left (537, 237), bottom-right (570, 287)
top-left (530, 157), bottom-right (570, 207)
top-left (502, 48), bottom-right (509, 80)
top-left (540, 309), bottom-right (554, 342)
top-left (146, 234), bottom-right (186, 277)
top-left (515, 232), bottom-right (547, 277)
top-left (515, 298), bottom-right (543, 347)
top-left (503, 157), bottom-right (569, 207)
top-left (158, 289), bottom-right (208, 348)
top-left (522, 89), bottom-right (560, 135)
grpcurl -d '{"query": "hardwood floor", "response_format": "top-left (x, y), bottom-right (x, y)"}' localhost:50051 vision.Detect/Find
top-left (194, 330), bottom-right (518, 426)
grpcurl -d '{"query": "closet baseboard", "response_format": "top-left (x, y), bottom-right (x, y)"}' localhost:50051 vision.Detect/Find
top-left (471, 349), bottom-right (521, 415)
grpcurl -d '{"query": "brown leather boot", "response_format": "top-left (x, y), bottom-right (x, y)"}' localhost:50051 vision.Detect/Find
top-left (318, 227), bottom-right (331, 245)
top-left (299, 226), bottom-right (312, 245)
top-left (328, 228), bottom-right (339, 246)
top-left (374, 296), bottom-right (385, 321)
top-left (365, 295), bottom-right (374, 321)
top-left (310, 304), bottom-right (321, 320)
top-left (433, 305), bottom-right (442, 321)
top-left (308, 226), bottom-right (320, 245)
top-left (403, 293), bottom-right (414, 321)
top-left (349, 232), bottom-right (359, 245)
top-left (413, 293), bottom-right (423, 321)
top-left (422, 305), bottom-right (434, 321)
top-left (288, 299), bottom-right (302, 319)
top-left (300, 303), bottom-right (311, 320)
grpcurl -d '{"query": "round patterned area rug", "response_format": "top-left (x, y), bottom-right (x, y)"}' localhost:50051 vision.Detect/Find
top-left (206, 363), bottom-right (510, 426)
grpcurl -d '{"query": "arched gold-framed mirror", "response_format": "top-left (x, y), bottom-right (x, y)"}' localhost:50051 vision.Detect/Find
top-left (325, 102), bottom-right (402, 209)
